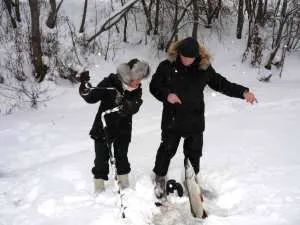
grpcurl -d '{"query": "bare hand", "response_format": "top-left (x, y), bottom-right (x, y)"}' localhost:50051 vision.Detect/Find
top-left (243, 91), bottom-right (257, 104)
top-left (167, 93), bottom-right (182, 104)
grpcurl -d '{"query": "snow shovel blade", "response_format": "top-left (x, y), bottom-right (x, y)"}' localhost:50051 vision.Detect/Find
top-left (184, 158), bottom-right (207, 219)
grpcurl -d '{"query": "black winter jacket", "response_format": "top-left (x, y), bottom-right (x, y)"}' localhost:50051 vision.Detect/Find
top-left (150, 57), bottom-right (248, 136)
top-left (80, 74), bottom-right (142, 140)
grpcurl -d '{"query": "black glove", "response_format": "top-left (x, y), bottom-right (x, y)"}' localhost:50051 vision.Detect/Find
top-left (119, 99), bottom-right (143, 116)
top-left (79, 82), bottom-right (90, 95)
top-left (79, 70), bottom-right (90, 83)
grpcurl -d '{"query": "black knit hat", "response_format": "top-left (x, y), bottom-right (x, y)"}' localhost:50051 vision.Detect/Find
top-left (177, 37), bottom-right (199, 58)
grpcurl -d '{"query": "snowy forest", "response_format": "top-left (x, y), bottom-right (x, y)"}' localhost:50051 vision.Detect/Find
top-left (0, 0), bottom-right (299, 114)
top-left (1, 1), bottom-right (300, 225)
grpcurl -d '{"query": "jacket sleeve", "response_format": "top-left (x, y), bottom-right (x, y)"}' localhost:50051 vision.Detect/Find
top-left (121, 86), bottom-right (143, 116)
top-left (149, 61), bottom-right (171, 103)
top-left (207, 65), bottom-right (249, 99)
top-left (79, 77), bottom-right (113, 104)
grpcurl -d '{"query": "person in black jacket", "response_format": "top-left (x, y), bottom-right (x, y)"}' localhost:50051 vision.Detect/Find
top-left (79, 59), bottom-right (150, 193)
top-left (150, 37), bottom-right (257, 198)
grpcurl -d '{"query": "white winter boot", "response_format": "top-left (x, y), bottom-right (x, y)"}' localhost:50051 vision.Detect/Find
top-left (94, 178), bottom-right (105, 193)
top-left (118, 174), bottom-right (129, 189)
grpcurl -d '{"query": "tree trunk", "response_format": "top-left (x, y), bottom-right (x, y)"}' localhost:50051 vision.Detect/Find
top-left (255, 0), bottom-right (264, 26)
top-left (46, 0), bottom-right (56, 28)
top-left (265, 45), bottom-right (280, 69)
top-left (166, 0), bottom-right (193, 51)
top-left (215, 0), bottom-right (222, 19)
top-left (203, 0), bottom-right (222, 28)
top-left (263, 0), bottom-right (268, 20)
top-left (274, 0), bottom-right (288, 47)
top-left (46, 0), bottom-right (63, 29)
top-left (265, 0), bottom-right (288, 68)
top-left (79, 0), bottom-right (88, 33)
top-left (15, 0), bottom-right (21, 22)
top-left (4, 0), bottom-right (17, 28)
top-left (250, 24), bottom-right (263, 66)
top-left (154, 0), bottom-right (160, 35)
top-left (121, 0), bottom-right (128, 42)
top-left (192, 0), bottom-right (199, 39)
top-left (236, 0), bottom-right (244, 39)
top-left (28, 0), bottom-right (45, 82)
top-left (148, 0), bottom-right (155, 24)
top-left (290, 20), bottom-right (300, 50)
top-left (141, 0), bottom-right (153, 35)
top-left (242, 0), bottom-right (258, 61)
top-left (173, 0), bottom-right (178, 41)
top-left (206, 0), bottom-right (213, 28)
top-left (271, 0), bottom-right (282, 48)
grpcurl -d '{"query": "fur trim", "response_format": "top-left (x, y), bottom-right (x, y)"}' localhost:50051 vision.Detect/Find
top-left (167, 39), bottom-right (211, 70)
top-left (117, 61), bottom-right (150, 84)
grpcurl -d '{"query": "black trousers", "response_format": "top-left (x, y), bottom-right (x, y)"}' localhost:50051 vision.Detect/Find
top-left (153, 131), bottom-right (203, 176)
top-left (92, 136), bottom-right (131, 180)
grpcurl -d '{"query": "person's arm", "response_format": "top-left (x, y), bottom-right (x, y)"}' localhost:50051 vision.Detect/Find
top-left (149, 61), bottom-right (172, 103)
top-left (79, 76), bottom-right (114, 104)
top-left (207, 65), bottom-right (249, 99)
top-left (119, 86), bottom-right (143, 116)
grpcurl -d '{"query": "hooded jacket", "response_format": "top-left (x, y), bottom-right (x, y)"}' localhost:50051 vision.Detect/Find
top-left (80, 61), bottom-right (149, 140)
top-left (150, 40), bottom-right (249, 136)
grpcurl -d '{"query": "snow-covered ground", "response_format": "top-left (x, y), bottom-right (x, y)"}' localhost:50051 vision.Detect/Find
top-left (1, 0), bottom-right (300, 224)
top-left (1, 39), bottom-right (300, 225)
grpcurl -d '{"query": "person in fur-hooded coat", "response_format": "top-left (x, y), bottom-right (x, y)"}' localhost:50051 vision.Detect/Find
top-left (79, 58), bottom-right (150, 192)
top-left (150, 37), bottom-right (257, 197)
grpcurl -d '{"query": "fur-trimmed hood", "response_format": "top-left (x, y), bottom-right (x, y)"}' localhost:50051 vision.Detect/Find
top-left (116, 60), bottom-right (150, 85)
top-left (167, 39), bottom-right (211, 70)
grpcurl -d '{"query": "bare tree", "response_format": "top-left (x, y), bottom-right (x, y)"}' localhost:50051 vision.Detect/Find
top-left (173, 0), bottom-right (178, 41)
top-left (240, 0), bottom-right (299, 73)
top-left (15, 0), bottom-right (21, 22)
top-left (255, 0), bottom-right (265, 25)
top-left (46, 0), bottom-right (56, 28)
top-left (287, 12), bottom-right (300, 51)
top-left (148, 0), bottom-right (155, 22)
top-left (87, 0), bottom-right (139, 44)
top-left (79, 0), bottom-right (88, 33)
top-left (265, 0), bottom-right (293, 69)
top-left (199, 0), bottom-right (222, 28)
top-left (242, 0), bottom-right (269, 66)
top-left (3, 0), bottom-right (17, 28)
top-left (28, 0), bottom-right (45, 82)
top-left (154, 0), bottom-right (160, 35)
top-left (141, 0), bottom-right (153, 35)
top-left (120, 0), bottom-right (128, 42)
top-left (46, 0), bottom-right (64, 29)
top-left (166, 0), bottom-right (193, 51)
top-left (244, 0), bottom-right (257, 51)
top-left (236, 0), bottom-right (244, 39)
top-left (192, 0), bottom-right (199, 39)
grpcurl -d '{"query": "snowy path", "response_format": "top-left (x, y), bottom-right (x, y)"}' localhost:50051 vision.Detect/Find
top-left (1, 59), bottom-right (300, 225)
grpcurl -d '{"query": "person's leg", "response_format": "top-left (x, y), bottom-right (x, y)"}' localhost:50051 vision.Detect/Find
top-left (183, 133), bottom-right (203, 175)
top-left (153, 132), bottom-right (181, 198)
top-left (113, 136), bottom-right (131, 189)
top-left (92, 137), bottom-right (110, 192)
top-left (153, 132), bottom-right (181, 176)
top-left (113, 136), bottom-right (131, 175)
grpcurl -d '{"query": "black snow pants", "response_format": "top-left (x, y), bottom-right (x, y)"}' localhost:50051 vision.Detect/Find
top-left (92, 136), bottom-right (131, 180)
top-left (153, 131), bottom-right (203, 176)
